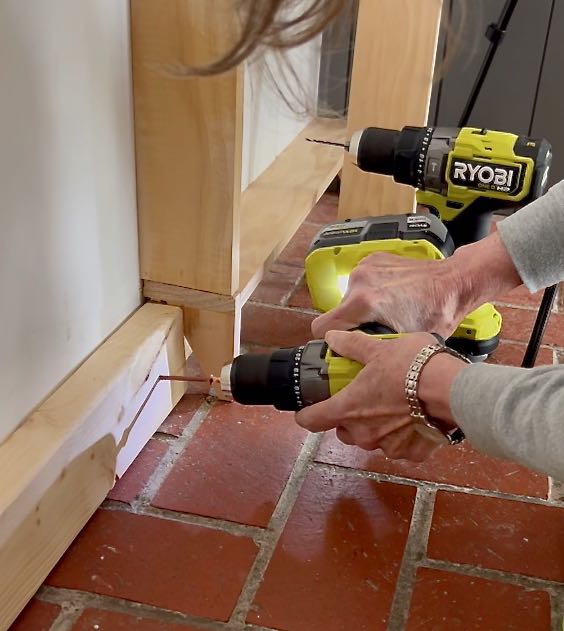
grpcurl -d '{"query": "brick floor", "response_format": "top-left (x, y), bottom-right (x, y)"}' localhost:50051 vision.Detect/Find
top-left (15, 192), bottom-right (564, 631)
top-left (107, 438), bottom-right (169, 504)
top-left (429, 492), bottom-right (564, 582)
top-left (46, 510), bottom-right (257, 621)
top-left (152, 402), bottom-right (307, 527)
top-left (72, 609), bottom-right (202, 631)
top-left (10, 600), bottom-right (61, 631)
top-left (249, 470), bottom-right (416, 630)
top-left (406, 568), bottom-right (551, 630)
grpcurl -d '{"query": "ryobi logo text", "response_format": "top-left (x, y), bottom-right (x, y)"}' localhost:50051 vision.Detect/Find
top-left (449, 159), bottom-right (521, 194)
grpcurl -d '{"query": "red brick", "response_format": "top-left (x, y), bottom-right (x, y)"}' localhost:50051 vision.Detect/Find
top-left (46, 509), bottom-right (257, 621)
top-left (287, 278), bottom-right (314, 310)
top-left (159, 393), bottom-right (208, 437)
top-left (276, 222), bottom-right (320, 267)
top-left (429, 492), bottom-right (564, 581)
top-left (315, 431), bottom-right (547, 498)
top-left (487, 340), bottom-right (553, 367)
top-left (241, 303), bottom-right (315, 347)
top-left (249, 264), bottom-right (302, 305)
top-left (496, 306), bottom-right (564, 346)
top-left (107, 439), bottom-right (169, 504)
top-left (249, 470), bottom-right (416, 630)
top-left (72, 609), bottom-right (201, 631)
top-left (497, 285), bottom-right (545, 308)
top-left (406, 568), bottom-right (550, 631)
top-left (10, 599), bottom-right (60, 631)
top-left (153, 402), bottom-right (306, 527)
top-left (306, 193), bottom-right (339, 225)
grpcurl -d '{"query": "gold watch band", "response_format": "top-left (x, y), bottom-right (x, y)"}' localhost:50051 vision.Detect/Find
top-left (405, 343), bottom-right (470, 445)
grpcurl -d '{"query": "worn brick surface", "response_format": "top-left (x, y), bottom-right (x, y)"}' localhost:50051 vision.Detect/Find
top-left (276, 222), bottom-right (322, 267)
top-left (249, 470), bottom-right (416, 631)
top-left (46, 510), bottom-right (257, 621)
top-left (241, 303), bottom-right (315, 347)
top-left (429, 492), bottom-right (564, 581)
top-left (497, 284), bottom-right (545, 308)
top-left (107, 439), bottom-right (169, 504)
top-left (406, 568), bottom-right (551, 630)
top-left (496, 306), bottom-right (564, 347)
top-left (153, 402), bottom-right (307, 527)
top-left (316, 432), bottom-right (548, 498)
top-left (487, 340), bottom-right (554, 367)
top-left (249, 263), bottom-right (302, 305)
top-left (306, 193), bottom-right (339, 225)
top-left (72, 609), bottom-right (201, 631)
top-left (288, 277), bottom-right (315, 310)
top-left (158, 393), bottom-right (208, 437)
top-left (9, 599), bottom-right (60, 631)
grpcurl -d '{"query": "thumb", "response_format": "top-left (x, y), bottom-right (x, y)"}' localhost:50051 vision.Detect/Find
top-left (325, 330), bottom-right (381, 365)
top-left (312, 306), bottom-right (360, 338)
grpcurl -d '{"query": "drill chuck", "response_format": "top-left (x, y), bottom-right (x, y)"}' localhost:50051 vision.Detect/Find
top-left (349, 126), bottom-right (434, 189)
top-left (222, 342), bottom-right (333, 411)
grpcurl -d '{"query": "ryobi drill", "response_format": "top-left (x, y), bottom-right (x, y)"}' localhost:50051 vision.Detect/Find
top-left (348, 125), bottom-right (552, 245)
top-left (220, 125), bottom-right (552, 411)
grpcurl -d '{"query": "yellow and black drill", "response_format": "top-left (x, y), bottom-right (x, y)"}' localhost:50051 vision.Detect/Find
top-left (347, 125), bottom-right (552, 245)
top-left (220, 125), bottom-right (552, 411)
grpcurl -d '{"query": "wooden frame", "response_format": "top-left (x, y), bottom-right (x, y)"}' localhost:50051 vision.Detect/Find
top-left (0, 304), bottom-right (187, 629)
top-left (2, 1), bottom-right (442, 625)
top-left (131, 1), bottom-right (346, 384)
top-left (131, 0), bottom-right (442, 382)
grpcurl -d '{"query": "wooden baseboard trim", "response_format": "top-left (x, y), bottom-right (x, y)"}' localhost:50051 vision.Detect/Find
top-left (0, 303), bottom-right (188, 629)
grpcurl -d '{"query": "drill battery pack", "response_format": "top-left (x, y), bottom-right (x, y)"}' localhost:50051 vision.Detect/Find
top-left (304, 213), bottom-right (501, 360)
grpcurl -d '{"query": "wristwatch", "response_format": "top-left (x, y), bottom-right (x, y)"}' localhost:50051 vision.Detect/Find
top-left (405, 341), bottom-right (471, 445)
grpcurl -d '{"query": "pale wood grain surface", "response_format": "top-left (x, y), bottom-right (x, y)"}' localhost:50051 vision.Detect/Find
top-left (339, 0), bottom-right (443, 218)
top-left (131, 0), bottom-right (243, 294)
top-left (0, 304), bottom-right (187, 629)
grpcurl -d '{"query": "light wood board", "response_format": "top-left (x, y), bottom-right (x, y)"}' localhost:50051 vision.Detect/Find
top-left (238, 117), bottom-right (345, 293)
top-left (339, 0), bottom-right (443, 218)
top-left (0, 304), bottom-right (187, 629)
top-left (131, 0), bottom-right (243, 295)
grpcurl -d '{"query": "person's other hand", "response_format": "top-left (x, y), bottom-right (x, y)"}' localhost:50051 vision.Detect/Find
top-left (295, 330), bottom-right (466, 462)
top-left (312, 252), bottom-right (468, 339)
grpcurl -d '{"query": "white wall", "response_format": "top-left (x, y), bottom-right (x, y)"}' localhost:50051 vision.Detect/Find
top-left (0, 0), bottom-right (140, 444)
top-left (241, 38), bottom-right (322, 190)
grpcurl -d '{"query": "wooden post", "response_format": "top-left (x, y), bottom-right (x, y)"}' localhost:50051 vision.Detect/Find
top-left (339, 0), bottom-right (443, 218)
top-left (131, 0), bottom-right (243, 296)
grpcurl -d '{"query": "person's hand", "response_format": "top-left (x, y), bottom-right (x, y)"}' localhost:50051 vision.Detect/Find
top-left (295, 330), bottom-right (467, 462)
top-left (312, 252), bottom-right (468, 339)
top-left (311, 231), bottom-right (523, 339)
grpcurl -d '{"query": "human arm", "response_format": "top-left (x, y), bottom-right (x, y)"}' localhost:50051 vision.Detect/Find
top-left (296, 330), bottom-right (564, 480)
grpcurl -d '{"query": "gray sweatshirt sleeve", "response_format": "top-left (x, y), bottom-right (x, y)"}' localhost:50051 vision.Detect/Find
top-left (450, 180), bottom-right (564, 477)
top-left (497, 179), bottom-right (564, 291)
top-left (451, 363), bottom-right (564, 479)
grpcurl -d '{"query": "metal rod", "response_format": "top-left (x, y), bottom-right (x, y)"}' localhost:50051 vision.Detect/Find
top-left (306, 138), bottom-right (349, 148)
top-left (458, 0), bottom-right (519, 127)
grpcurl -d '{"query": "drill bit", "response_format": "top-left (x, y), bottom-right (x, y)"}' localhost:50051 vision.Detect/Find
top-left (306, 138), bottom-right (349, 149)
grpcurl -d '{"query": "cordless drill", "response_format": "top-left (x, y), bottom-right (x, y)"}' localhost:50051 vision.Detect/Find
top-left (348, 125), bottom-right (552, 245)
top-left (220, 126), bottom-right (552, 411)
